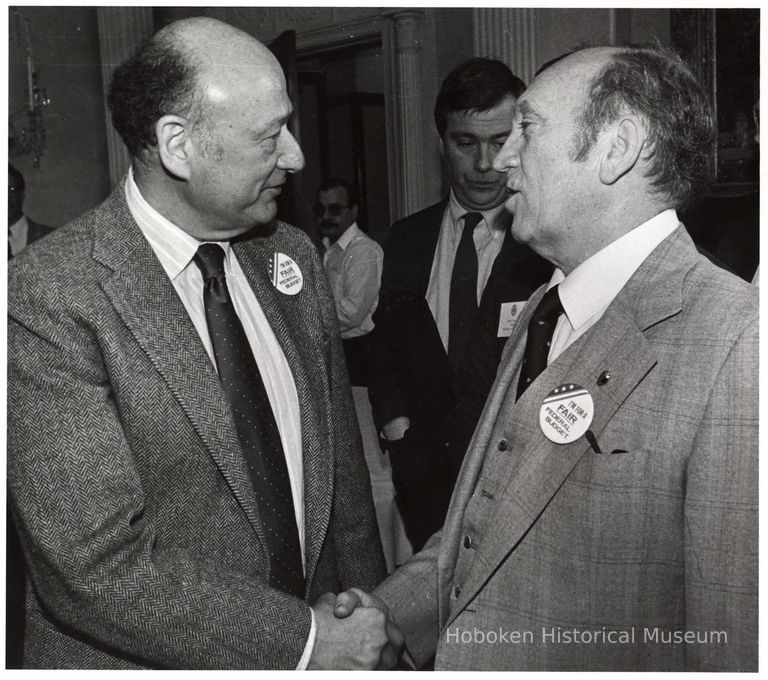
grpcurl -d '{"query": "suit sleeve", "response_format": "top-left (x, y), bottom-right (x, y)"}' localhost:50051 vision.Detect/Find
top-left (8, 282), bottom-right (314, 669)
top-left (683, 311), bottom-right (758, 671)
top-left (375, 531), bottom-right (442, 667)
top-left (367, 222), bottom-right (412, 430)
top-left (307, 243), bottom-right (387, 590)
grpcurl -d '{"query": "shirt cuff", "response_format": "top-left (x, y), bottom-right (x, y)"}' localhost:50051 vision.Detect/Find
top-left (296, 606), bottom-right (317, 670)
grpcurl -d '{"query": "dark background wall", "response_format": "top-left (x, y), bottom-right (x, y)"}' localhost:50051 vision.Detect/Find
top-left (9, 6), bottom-right (110, 227)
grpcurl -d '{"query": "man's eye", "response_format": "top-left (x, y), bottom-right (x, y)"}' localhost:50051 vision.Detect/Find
top-left (456, 140), bottom-right (474, 148)
top-left (514, 121), bottom-right (534, 140)
top-left (262, 133), bottom-right (279, 150)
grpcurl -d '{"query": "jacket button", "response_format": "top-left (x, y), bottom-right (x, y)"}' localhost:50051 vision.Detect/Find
top-left (454, 585), bottom-right (461, 598)
top-left (597, 371), bottom-right (612, 386)
top-left (497, 439), bottom-right (509, 451)
top-left (463, 535), bottom-right (472, 549)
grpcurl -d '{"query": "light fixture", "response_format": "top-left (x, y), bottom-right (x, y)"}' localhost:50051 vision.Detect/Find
top-left (9, 9), bottom-right (51, 167)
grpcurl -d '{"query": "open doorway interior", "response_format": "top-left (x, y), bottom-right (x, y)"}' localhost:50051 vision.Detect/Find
top-left (297, 42), bottom-right (391, 245)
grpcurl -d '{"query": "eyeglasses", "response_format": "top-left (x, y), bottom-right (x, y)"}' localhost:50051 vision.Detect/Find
top-left (313, 202), bottom-right (349, 218)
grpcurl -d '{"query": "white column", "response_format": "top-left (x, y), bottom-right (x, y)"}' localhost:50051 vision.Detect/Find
top-left (385, 10), bottom-right (425, 219)
top-left (97, 7), bottom-right (153, 188)
top-left (473, 8), bottom-right (536, 85)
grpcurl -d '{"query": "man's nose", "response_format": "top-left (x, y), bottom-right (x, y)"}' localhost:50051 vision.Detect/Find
top-left (492, 134), bottom-right (520, 173)
top-left (475, 144), bottom-right (495, 172)
top-left (278, 128), bottom-right (305, 172)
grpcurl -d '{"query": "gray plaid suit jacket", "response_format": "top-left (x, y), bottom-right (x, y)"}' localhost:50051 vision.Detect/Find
top-left (377, 226), bottom-right (758, 671)
top-left (8, 186), bottom-right (386, 669)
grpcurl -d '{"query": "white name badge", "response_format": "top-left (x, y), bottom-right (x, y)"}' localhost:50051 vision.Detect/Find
top-left (498, 301), bottom-right (526, 337)
top-left (539, 384), bottom-right (594, 444)
top-left (270, 252), bottom-right (303, 295)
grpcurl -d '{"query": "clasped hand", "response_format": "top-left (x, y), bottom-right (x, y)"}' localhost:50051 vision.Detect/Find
top-left (308, 588), bottom-right (404, 669)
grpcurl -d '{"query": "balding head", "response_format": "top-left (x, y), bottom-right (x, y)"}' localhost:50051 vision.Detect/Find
top-left (108, 17), bottom-right (304, 239)
top-left (163, 17), bottom-right (283, 100)
top-left (108, 17), bottom-right (281, 164)
top-left (162, 16), bottom-right (277, 68)
top-left (563, 46), bottom-right (714, 208)
top-left (491, 45), bottom-right (710, 272)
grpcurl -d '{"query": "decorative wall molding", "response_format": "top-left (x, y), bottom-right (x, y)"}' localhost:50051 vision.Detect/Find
top-left (384, 10), bottom-right (425, 219)
top-left (295, 12), bottom-right (387, 54)
top-left (97, 7), bottom-right (153, 187)
top-left (473, 8), bottom-right (536, 85)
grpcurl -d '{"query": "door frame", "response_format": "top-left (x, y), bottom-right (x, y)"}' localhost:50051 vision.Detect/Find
top-left (295, 11), bottom-right (427, 222)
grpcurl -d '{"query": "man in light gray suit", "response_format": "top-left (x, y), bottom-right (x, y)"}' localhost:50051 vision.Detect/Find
top-left (333, 46), bottom-right (758, 671)
top-left (8, 17), bottom-right (398, 669)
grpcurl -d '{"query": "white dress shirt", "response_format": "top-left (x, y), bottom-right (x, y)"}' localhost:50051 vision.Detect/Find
top-left (322, 222), bottom-right (383, 339)
top-left (426, 191), bottom-right (508, 351)
top-left (546, 209), bottom-right (681, 363)
top-left (124, 169), bottom-right (316, 668)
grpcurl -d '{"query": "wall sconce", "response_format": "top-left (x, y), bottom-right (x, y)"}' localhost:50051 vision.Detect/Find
top-left (9, 10), bottom-right (51, 167)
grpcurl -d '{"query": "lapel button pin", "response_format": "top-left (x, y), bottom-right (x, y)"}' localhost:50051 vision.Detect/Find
top-left (597, 371), bottom-right (611, 386)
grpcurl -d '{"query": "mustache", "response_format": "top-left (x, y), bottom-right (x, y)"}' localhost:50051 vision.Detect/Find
top-left (319, 220), bottom-right (338, 229)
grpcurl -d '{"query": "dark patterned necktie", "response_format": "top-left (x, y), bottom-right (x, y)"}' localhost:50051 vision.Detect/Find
top-left (516, 285), bottom-right (564, 399)
top-left (193, 243), bottom-right (304, 597)
top-left (448, 212), bottom-right (483, 374)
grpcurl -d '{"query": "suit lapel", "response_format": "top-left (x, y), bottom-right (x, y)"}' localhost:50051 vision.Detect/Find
top-left (234, 231), bottom-right (334, 588)
top-left (443, 227), bottom-right (695, 626)
top-left (413, 201), bottom-right (446, 294)
top-left (92, 191), bottom-right (265, 541)
top-left (480, 213), bottom-right (513, 302)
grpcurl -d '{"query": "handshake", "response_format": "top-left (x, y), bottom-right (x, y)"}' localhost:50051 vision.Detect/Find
top-left (308, 588), bottom-right (405, 670)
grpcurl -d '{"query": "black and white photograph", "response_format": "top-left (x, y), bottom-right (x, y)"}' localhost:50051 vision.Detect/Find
top-left (6, 4), bottom-right (759, 671)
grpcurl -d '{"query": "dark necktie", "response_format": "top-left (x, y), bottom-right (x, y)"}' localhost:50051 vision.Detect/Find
top-left (516, 285), bottom-right (564, 399)
top-left (193, 243), bottom-right (304, 597)
top-left (448, 212), bottom-right (483, 374)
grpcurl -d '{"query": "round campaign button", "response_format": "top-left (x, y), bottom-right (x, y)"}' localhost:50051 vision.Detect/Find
top-left (270, 252), bottom-right (303, 295)
top-left (539, 383), bottom-right (594, 444)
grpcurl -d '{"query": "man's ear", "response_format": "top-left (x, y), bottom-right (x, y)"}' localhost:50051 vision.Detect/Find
top-left (598, 116), bottom-right (646, 185)
top-left (350, 203), bottom-right (359, 222)
top-left (155, 115), bottom-right (193, 180)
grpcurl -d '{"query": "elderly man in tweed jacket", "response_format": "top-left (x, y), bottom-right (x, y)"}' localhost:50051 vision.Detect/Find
top-left (334, 46), bottom-right (757, 671)
top-left (7, 18), bottom-right (394, 669)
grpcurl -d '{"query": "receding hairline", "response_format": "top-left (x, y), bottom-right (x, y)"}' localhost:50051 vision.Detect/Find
top-left (154, 17), bottom-right (279, 91)
top-left (152, 18), bottom-right (284, 132)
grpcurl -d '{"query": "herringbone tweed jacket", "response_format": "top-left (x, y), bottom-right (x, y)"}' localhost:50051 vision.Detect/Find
top-left (377, 226), bottom-right (758, 671)
top-left (7, 186), bottom-right (386, 669)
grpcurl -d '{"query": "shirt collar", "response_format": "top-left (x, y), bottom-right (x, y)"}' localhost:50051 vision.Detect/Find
top-left (553, 209), bottom-right (680, 331)
top-left (124, 167), bottom-right (230, 281)
top-left (322, 222), bottom-right (359, 252)
top-left (448, 191), bottom-right (507, 238)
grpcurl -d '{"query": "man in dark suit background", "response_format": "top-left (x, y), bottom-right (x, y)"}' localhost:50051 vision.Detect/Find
top-left (8, 17), bottom-right (397, 669)
top-left (369, 58), bottom-right (550, 551)
top-left (8, 164), bottom-right (55, 258)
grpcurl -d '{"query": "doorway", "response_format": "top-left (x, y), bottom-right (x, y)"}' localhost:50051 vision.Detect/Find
top-left (296, 42), bottom-right (391, 245)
